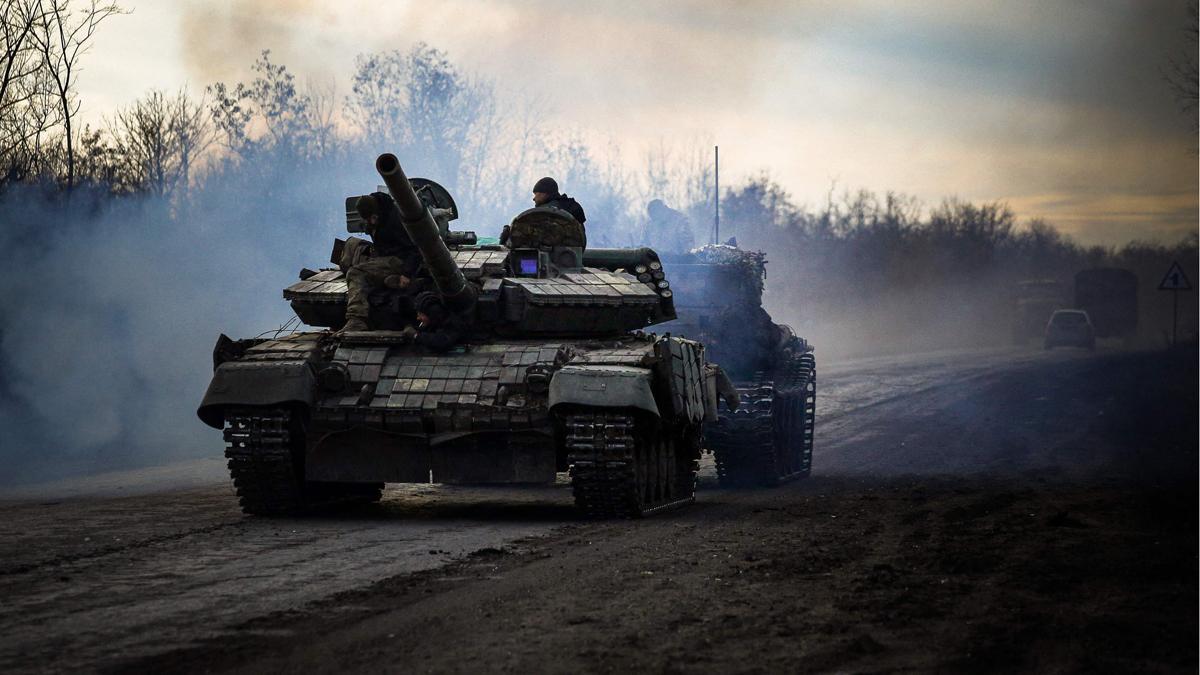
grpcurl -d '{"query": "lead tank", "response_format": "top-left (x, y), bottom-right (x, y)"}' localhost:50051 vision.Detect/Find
top-left (198, 154), bottom-right (731, 518)
top-left (658, 244), bottom-right (816, 487)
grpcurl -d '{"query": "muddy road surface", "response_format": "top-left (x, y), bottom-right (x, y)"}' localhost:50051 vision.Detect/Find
top-left (1, 347), bottom-right (1194, 673)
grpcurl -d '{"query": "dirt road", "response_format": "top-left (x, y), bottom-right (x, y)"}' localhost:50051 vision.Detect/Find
top-left (1, 347), bottom-right (1194, 673)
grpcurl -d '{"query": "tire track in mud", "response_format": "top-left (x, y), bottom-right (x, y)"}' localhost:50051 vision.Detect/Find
top-left (0, 348), bottom-right (1105, 673)
top-left (0, 521), bottom-right (243, 577)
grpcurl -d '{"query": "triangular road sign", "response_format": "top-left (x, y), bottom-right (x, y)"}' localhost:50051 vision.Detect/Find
top-left (1157, 261), bottom-right (1192, 291)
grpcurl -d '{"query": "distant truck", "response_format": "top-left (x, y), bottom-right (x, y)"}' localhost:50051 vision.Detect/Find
top-left (1012, 279), bottom-right (1067, 345)
top-left (1074, 268), bottom-right (1138, 340)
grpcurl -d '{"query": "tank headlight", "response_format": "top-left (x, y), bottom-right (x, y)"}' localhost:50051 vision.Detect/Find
top-left (318, 364), bottom-right (350, 392)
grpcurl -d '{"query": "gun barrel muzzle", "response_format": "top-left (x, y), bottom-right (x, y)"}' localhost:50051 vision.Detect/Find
top-left (375, 153), bottom-right (476, 312)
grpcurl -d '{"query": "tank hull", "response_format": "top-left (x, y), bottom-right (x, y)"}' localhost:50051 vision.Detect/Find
top-left (200, 331), bottom-right (714, 516)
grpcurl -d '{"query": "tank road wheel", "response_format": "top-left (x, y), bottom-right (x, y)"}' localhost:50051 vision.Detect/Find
top-left (566, 410), bottom-right (697, 518)
top-left (224, 408), bottom-right (383, 515)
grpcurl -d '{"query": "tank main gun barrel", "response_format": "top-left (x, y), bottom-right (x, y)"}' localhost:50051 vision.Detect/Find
top-left (375, 153), bottom-right (476, 312)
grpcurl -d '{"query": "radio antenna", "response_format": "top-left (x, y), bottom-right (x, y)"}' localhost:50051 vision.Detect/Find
top-left (713, 145), bottom-right (720, 245)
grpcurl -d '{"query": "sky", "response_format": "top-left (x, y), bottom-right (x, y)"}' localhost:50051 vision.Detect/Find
top-left (79, 0), bottom-right (1198, 246)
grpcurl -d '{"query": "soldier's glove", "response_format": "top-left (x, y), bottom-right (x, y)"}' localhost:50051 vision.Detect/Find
top-left (399, 325), bottom-right (418, 341)
top-left (384, 274), bottom-right (411, 290)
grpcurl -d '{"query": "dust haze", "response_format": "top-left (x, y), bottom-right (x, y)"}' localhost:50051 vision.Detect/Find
top-left (1, 2), bottom-right (1197, 487)
top-left (0, 178), bottom-right (339, 485)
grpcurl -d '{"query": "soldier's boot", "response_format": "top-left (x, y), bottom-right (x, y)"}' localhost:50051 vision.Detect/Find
top-left (340, 316), bottom-right (370, 333)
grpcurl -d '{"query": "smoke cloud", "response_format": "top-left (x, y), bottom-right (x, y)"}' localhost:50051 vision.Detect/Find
top-left (0, 166), bottom-right (350, 485)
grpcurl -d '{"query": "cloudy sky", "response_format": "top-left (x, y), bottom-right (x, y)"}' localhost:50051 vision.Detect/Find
top-left (80, 0), bottom-right (1197, 245)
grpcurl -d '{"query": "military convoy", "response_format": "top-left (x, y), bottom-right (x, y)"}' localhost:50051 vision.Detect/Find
top-left (659, 245), bottom-right (817, 487)
top-left (198, 154), bottom-right (736, 518)
top-left (1010, 270), bottom-right (1138, 347)
top-left (1011, 279), bottom-right (1067, 345)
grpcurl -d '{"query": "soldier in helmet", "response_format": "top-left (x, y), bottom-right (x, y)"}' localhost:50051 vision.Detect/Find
top-left (500, 176), bottom-right (587, 247)
top-left (340, 192), bottom-right (423, 332)
top-left (644, 199), bottom-right (695, 254)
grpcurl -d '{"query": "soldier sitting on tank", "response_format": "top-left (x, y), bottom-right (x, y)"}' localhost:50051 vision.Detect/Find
top-left (340, 192), bottom-right (423, 332)
top-left (500, 177), bottom-right (587, 246)
top-left (401, 292), bottom-right (466, 352)
top-left (644, 199), bottom-right (695, 254)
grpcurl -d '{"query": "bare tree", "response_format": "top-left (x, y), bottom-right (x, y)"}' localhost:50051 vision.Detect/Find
top-left (1165, 0), bottom-right (1198, 133)
top-left (209, 50), bottom-right (332, 162)
top-left (111, 89), bottom-right (172, 194)
top-left (346, 44), bottom-right (493, 190)
top-left (1, 0), bottom-right (58, 181)
top-left (1, 0), bottom-right (42, 120)
top-left (106, 88), bottom-right (212, 196)
top-left (30, 0), bottom-right (123, 188)
top-left (166, 88), bottom-right (211, 200)
top-left (303, 77), bottom-right (337, 160)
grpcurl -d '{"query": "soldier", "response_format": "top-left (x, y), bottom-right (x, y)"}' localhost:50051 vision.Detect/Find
top-left (499, 177), bottom-right (588, 247)
top-left (403, 292), bottom-right (466, 352)
top-left (644, 199), bottom-right (695, 254)
top-left (531, 176), bottom-right (586, 225)
top-left (340, 192), bottom-right (422, 332)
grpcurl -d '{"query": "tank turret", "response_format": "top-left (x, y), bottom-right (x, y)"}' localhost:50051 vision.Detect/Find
top-left (284, 155), bottom-right (675, 336)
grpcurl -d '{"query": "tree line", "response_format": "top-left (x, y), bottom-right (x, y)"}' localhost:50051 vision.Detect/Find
top-left (1, 0), bottom-right (1196, 351)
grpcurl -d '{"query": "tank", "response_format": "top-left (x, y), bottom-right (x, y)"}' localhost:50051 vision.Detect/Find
top-left (657, 244), bottom-right (816, 487)
top-left (197, 154), bottom-right (731, 518)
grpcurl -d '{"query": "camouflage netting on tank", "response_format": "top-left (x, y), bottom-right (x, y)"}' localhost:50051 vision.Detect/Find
top-left (689, 244), bottom-right (767, 292)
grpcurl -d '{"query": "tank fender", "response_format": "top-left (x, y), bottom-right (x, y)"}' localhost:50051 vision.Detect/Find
top-left (548, 365), bottom-right (659, 417)
top-left (197, 360), bottom-right (316, 429)
top-left (703, 363), bottom-right (740, 419)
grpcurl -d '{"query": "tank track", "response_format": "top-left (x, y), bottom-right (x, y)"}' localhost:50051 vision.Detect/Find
top-left (566, 410), bottom-right (697, 518)
top-left (224, 408), bottom-right (383, 515)
top-left (710, 352), bottom-right (816, 487)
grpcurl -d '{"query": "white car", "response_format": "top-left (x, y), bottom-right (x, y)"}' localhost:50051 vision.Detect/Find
top-left (1044, 309), bottom-right (1096, 350)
